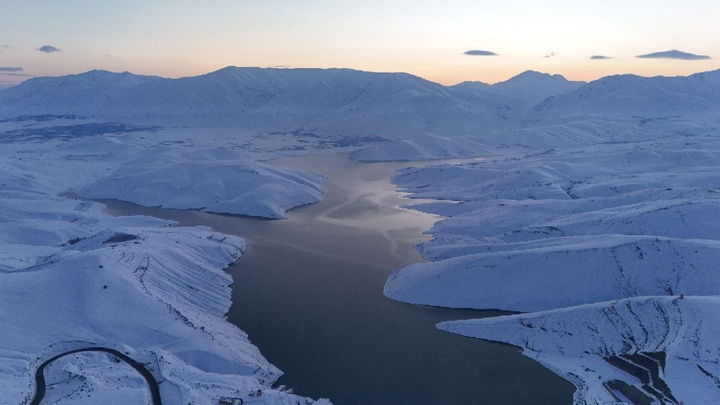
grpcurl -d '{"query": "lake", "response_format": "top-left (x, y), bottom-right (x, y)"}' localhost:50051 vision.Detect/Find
top-left (101, 153), bottom-right (574, 404)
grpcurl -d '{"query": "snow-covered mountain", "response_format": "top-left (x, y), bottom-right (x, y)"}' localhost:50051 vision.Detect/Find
top-left (452, 70), bottom-right (585, 109)
top-left (0, 67), bottom-right (517, 138)
top-left (4, 67), bottom-right (719, 131)
top-left (492, 71), bottom-right (586, 105)
top-left (536, 69), bottom-right (720, 118)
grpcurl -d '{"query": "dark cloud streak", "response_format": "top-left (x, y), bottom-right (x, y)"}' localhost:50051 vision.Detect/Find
top-left (636, 49), bottom-right (710, 60)
top-left (590, 55), bottom-right (611, 60)
top-left (0, 67), bottom-right (24, 72)
top-left (463, 50), bottom-right (498, 56)
top-left (37, 45), bottom-right (61, 53)
top-left (0, 72), bottom-right (31, 77)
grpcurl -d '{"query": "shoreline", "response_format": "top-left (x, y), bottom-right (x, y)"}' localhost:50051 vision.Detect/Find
top-left (102, 152), bottom-right (574, 404)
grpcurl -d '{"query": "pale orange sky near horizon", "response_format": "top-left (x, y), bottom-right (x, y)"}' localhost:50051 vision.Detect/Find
top-left (1, 1), bottom-right (719, 87)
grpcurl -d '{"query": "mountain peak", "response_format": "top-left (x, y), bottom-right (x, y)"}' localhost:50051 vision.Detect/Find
top-left (503, 70), bottom-right (570, 84)
top-left (487, 71), bottom-right (585, 107)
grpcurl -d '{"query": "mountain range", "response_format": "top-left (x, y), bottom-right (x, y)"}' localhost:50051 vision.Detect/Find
top-left (3, 67), bottom-right (718, 122)
top-left (6, 67), bottom-right (718, 140)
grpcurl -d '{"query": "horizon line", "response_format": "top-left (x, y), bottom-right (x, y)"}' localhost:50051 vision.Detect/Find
top-left (2, 65), bottom-right (720, 90)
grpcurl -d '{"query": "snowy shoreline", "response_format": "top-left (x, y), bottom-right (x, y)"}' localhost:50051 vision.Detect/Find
top-left (0, 125), bottom-right (331, 403)
top-left (385, 134), bottom-right (720, 404)
top-left (0, 190), bottom-right (327, 403)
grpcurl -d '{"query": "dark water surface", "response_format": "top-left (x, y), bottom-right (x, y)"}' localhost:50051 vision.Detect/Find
top-left (102, 154), bottom-right (574, 404)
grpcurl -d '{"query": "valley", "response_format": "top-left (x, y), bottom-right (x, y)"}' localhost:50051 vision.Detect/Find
top-left (1, 67), bottom-right (719, 404)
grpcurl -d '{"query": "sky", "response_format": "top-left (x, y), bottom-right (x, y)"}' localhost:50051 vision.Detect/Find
top-left (1, 0), bottom-right (719, 88)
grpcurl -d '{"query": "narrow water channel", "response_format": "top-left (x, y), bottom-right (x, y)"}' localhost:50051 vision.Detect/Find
top-left (101, 154), bottom-right (574, 404)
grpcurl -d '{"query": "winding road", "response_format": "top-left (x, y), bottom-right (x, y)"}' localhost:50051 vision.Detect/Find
top-left (30, 347), bottom-right (161, 405)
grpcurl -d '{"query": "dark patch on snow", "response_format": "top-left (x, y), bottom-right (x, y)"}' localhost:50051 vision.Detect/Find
top-left (0, 114), bottom-right (85, 123)
top-left (66, 237), bottom-right (84, 245)
top-left (259, 129), bottom-right (389, 149)
top-left (103, 233), bottom-right (139, 244)
top-left (0, 122), bottom-right (162, 143)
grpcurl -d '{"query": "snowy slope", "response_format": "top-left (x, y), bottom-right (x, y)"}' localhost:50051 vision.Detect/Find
top-left (0, 67), bottom-right (515, 139)
top-left (452, 70), bottom-right (585, 109)
top-left (491, 70), bottom-right (585, 106)
top-left (536, 69), bottom-right (720, 119)
top-left (385, 131), bottom-right (720, 404)
top-left (0, 70), bottom-right (161, 113)
top-left (4, 67), bottom-right (718, 163)
top-left (386, 135), bottom-right (720, 310)
top-left (78, 148), bottom-right (325, 218)
top-left (386, 234), bottom-right (720, 311)
top-left (0, 115), bottom-right (331, 403)
top-left (439, 296), bottom-right (720, 404)
top-left (450, 70), bottom-right (586, 113)
top-left (0, 189), bottom-right (325, 404)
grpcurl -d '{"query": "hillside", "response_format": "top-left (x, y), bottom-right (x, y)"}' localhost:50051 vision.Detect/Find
top-left (452, 70), bottom-right (585, 109)
top-left (536, 69), bottom-right (720, 118)
top-left (0, 67), bottom-right (517, 139)
top-left (385, 130), bottom-right (720, 404)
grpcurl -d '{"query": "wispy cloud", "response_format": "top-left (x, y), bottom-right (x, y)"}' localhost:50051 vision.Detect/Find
top-left (0, 72), bottom-right (31, 77)
top-left (37, 45), bottom-right (61, 53)
top-left (636, 49), bottom-right (710, 60)
top-left (543, 52), bottom-right (556, 58)
top-left (463, 50), bottom-right (498, 56)
top-left (0, 67), bottom-right (30, 78)
top-left (590, 55), bottom-right (612, 60)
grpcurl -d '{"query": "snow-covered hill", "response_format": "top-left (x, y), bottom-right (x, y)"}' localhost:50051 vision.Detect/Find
top-left (439, 296), bottom-right (720, 405)
top-left (536, 69), bottom-right (720, 119)
top-left (78, 148), bottom-right (325, 218)
top-left (0, 171), bottom-right (327, 404)
top-left (0, 114), bottom-right (332, 403)
top-left (385, 131), bottom-right (720, 403)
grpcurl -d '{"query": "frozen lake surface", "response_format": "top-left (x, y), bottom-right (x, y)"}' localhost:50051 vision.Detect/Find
top-left (103, 154), bottom-right (574, 404)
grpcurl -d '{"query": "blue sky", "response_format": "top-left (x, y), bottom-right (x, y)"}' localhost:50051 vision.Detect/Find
top-left (1, 0), bottom-right (718, 87)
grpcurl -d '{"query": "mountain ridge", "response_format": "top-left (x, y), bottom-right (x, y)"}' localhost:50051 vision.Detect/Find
top-left (536, 68), bottom-right (720, 118)
top-left (2, 67), bottom-right (719, 138)
top-left (0, 66), bottom-right (518, 138)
